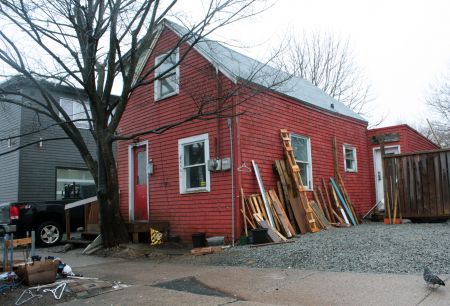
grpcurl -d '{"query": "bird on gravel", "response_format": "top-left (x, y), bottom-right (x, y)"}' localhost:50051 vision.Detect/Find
top-left (423, 267), bottom-right (445, 288)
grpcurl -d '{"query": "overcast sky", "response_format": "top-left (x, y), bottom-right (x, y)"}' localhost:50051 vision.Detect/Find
top-left (177, 0), bottom-right (450, 127)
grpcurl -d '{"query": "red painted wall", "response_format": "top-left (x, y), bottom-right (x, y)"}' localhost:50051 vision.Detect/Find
top-left (367, 124), bottom-right (439, 154)
top-left (236, 90), bottom-right (373, 220)
top-left (118, 28), bottom-right (236, 242)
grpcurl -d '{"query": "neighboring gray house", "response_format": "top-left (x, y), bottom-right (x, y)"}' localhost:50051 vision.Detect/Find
top-left (0, 78), bottom-right (96, 202)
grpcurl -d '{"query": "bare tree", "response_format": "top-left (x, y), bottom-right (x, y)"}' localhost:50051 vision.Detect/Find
top-left (427, 68), bottom-right (450, 122)
top-left (415, 120), bottom-right (450, 148)
top-left (420, 68), bottom-right (450, 148)
top-left (0, 0), bottom-right (272, 247)
top-left (279, 32), bottom-right (372, 116)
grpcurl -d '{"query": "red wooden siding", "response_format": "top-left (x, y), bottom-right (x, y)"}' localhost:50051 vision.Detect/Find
top-left (118, 29), bottom-right (235, 242)
top-left (237, 90), bottom-right (373, 219)
top-left (367, 124), bottom-right (438, 154)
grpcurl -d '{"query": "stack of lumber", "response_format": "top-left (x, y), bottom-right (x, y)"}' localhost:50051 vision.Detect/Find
top-left (243, 191), bottom-right (295, 241)
top-left (279, 129), bottom-right (320, 233)
top-left (239, 131), bottom-right (361, 242)
top-left (240, 166), bottom-right (361, 239)
top-left (312, 176), bottom-right (360, 227)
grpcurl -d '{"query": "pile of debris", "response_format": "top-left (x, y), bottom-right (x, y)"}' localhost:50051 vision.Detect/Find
top-left (0, 233), bottom-right (125, 305)
top-left (240, 129), bottom-right (360, 244)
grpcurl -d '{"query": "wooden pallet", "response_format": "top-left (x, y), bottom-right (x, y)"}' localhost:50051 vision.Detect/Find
top-left (280, 129), bottom-right (320, 233)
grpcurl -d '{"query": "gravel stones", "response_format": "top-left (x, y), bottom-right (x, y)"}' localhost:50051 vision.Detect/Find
top-left (181, 222), bottom-right (450, 274)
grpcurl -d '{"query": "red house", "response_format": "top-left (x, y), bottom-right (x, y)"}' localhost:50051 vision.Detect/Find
top-left (366, 125), bottom-right (439, 210)
top-left (117, 20), bottom-right (437, 242)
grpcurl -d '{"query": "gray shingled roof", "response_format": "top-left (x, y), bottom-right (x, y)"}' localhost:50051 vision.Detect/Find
top-left (165, 20), bottom-right (366, 122)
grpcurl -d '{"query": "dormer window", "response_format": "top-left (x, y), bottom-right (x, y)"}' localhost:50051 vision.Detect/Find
top-left (154, 48), bottom-right (180, 101)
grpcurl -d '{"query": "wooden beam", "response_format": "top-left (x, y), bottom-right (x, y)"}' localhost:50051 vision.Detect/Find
top-left (253, 214), bottom-right (286, 242)
top-left (240, 188), bottom-right (248, 236)
top-left (65, 196), bottom-right (98, 210)
top-left (252, 160), bottom-right (275, 227)
top-left (5, 237), bottom-right (32, 248)
top-left (250, 240), bottom-right (295, 248)
top-left (330, 177), bottom-right (356, 226)
top-left (322, 178), bottom-right (336, 223)
top-left (268, 190), bottom-right (294, 237)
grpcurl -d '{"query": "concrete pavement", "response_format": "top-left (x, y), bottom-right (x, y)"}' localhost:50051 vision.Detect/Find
top-left (46, 252), bottom-right (450, 306)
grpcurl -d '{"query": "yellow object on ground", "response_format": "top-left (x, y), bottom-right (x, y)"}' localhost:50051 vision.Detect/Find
top-left (150, 228), bottom-right (163, 245)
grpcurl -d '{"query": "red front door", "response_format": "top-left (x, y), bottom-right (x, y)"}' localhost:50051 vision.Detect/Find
top-left (133, 145), bottom-right (148, 221)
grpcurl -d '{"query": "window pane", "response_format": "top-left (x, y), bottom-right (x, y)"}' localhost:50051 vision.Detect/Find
top-left (160, 73), bottom-right (177, 96)
top-left (186, 165), bottom-right (206, 189)
top-left (159, 53), bottom-right (177, 72)
top-left (345, 148), bottom-right (354, 161)
top-left (137, 150), bottom-right (147, 185)
top-left (60, 99), bottom-right (90, 129)
top-left (344, 147), bottom-right (356, 171)
top-left (60, 99), bottom-right (73, 117)
top-left (298, 162), bottom-right (309, 187)
top-left (184, 142), bottom-right (205, 166)
top-left (292, 136), bottom-right (308, 162)
top-left (56, 168), bottom-right (94, 199)
top-left (346, 159), bottom-right (354, 170)
top-left (73, 101), bottom-right (91, 129)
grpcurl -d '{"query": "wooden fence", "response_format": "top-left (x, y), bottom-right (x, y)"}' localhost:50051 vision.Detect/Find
top-left (383, 149), bottom-right (450, 219)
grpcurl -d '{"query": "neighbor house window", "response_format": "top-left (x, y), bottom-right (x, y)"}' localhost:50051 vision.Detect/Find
top-left (56, 168), bottom-right (95, 199)
top-left (344, 145), bottom-right (357, 172)
top-left (154, 48), bottom-right (180, 101)
top-left (60, 98), bottom-right (91, 129)
top-left (178, 134), bottom-right (210, 194)
top-left (291, 134), bottom-right (312, 189)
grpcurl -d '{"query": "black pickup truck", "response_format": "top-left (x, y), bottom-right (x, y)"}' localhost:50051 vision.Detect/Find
top-left (0, 183), bottom-right (95, 247)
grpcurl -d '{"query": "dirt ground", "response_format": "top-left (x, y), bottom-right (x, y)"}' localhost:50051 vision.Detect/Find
top-left (2, 222), bottom-right (450, 305)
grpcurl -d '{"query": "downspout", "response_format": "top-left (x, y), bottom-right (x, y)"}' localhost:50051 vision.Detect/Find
top-left (229, 75), bottom-right (240, 247)
top-left (215, 66), bottom-right (221, 157)
top-left (228, 117), bottom-right (234, 246)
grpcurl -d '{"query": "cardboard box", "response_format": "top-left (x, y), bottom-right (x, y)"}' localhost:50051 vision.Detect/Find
top-left (17, 261), bottom-right (57, 286)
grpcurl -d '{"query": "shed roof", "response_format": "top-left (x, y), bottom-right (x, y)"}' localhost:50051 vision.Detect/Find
top-left (164, 20), bottom-right (366, 122)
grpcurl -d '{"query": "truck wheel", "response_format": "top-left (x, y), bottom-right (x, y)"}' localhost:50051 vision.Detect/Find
top-left (37, 221), bottom-right (62, 246)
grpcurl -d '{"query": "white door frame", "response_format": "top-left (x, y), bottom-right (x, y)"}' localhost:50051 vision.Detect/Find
top-left (372, 145), bottom-right (401, 209)
top-left (128, 140), bottom-right (149, 222)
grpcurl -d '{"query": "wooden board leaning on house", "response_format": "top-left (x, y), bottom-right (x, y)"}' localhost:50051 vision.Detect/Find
top-left (274, 159), bottom-right (308, 234)
top-left (280, 129), bottom-right (320, 233)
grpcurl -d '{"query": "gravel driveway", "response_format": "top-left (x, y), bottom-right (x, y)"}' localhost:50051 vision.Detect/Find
top-left (180, 222), bottom-right (450, 274)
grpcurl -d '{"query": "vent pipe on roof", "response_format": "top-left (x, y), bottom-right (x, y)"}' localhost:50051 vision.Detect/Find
top-left (330, 102), bottom-right (335, 109)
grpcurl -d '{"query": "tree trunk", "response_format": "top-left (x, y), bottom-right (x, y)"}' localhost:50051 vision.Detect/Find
top-left (97, 138), bottom-right (129, 247)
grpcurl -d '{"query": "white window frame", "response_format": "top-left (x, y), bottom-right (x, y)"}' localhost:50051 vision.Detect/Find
top-left (343, 144), bottom-right (358, 172)
top-left (178, 133), bottom-right (210, 194)
top-left (290, 134), bottom-right (313, 190)
top-left (59, 98), bottom-right (91, 129)
top-left (154, 48), bottom-right (180, 101)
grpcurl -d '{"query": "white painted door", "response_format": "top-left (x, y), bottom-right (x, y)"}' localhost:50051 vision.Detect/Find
top-left (374, 146), bottom-right (400, 210)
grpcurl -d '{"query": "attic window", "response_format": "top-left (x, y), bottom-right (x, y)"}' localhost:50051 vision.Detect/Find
top-left (154, 48), bottom-right (180, 101)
